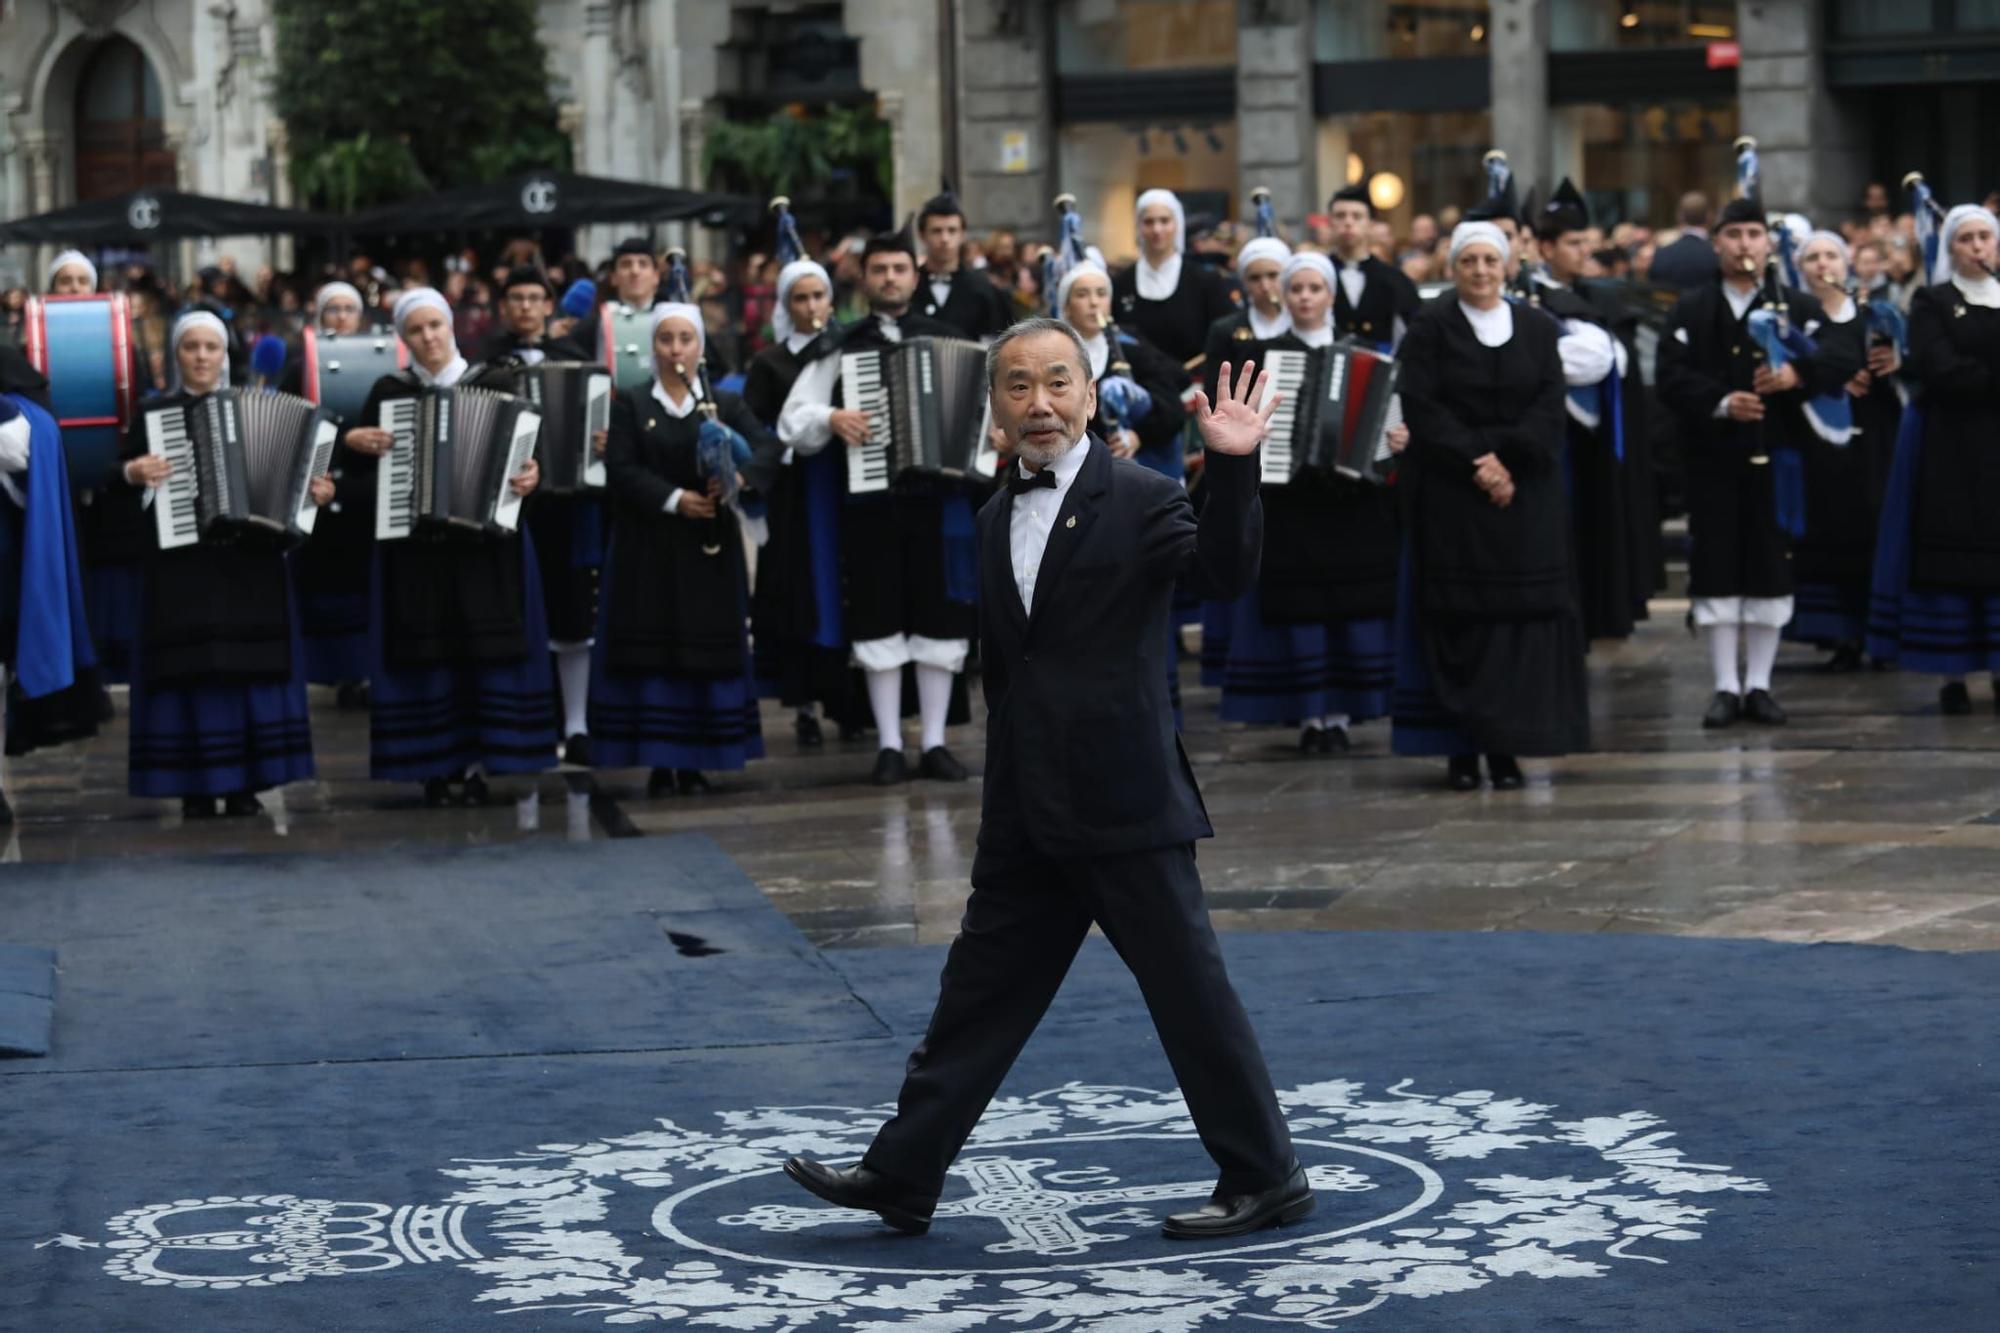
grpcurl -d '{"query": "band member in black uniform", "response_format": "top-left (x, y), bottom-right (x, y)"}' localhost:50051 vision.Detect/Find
top-left (1392, 222), bottom-right (1590, 789)
top-left (572, 237), bottom-right (665, 374)
top-left (118, 312), bottom-right (332, 819)
top-left (1530, 179), bottom-right (1643, 641)
top-left (1112, 189), bottom-right (1237, 371)
top-left (746, 204), bottom-right (857, 747)
top-left (1788, 229), bottom-right (1894, 667)
top-left (589, 303), bottom-right (774, 796)
top-left (1657, 199), bottom-right (1856, 729)
top-left (340, 287), bottom-right (555, 805)
top-left (287, 280), bottom-right (377, 704)
top-left (1198, 193), bottom-right (1293, 403)
top-left (1868, 202), bottom-right (2000, 711)
top-left (1325, 184), bottom-right (1422, 353)
top-left (784, 322), bottom-right (1310, 1242)
top-left (777, 232), bottom-right (974, 786)
top-left (484, 265), bottom-right (600, 765)
top-left (1057, 259), bottom-right (1189, 474)
top-left (916, 183), bottom-right (1012, 341)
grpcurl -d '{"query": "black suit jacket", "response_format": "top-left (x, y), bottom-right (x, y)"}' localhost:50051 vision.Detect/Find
top-left (1647, 234), bottom-right (1722, 291)
top-left (975, 436), bottom-right (1263, 863)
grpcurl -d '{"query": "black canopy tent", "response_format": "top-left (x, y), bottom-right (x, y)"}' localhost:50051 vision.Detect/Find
top-left (0, 188), bottom-right (339, 246)
top-left (343, 171), bottom-right (757, 234)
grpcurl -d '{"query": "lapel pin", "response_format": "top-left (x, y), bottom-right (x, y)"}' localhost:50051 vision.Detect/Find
top-left (1065, 515), bottom-right (1077, 529)
top-left (647, 418), bottom-right (657, 429)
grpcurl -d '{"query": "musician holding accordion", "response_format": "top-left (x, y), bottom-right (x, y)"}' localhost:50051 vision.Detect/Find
top-left (1211, 252), bottom-right (1404, 755)
top-left (118, 313), bottom-right (331, 819)
top-left (339, 287), bottom-right (556, 807)
top-left (1390, 222), bottom-right (1590, 791)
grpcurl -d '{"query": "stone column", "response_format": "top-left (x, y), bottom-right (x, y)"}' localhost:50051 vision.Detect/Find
top-left (23, 131), bottom-right (61, 286)
top-left (1488, 0), bottom-right (1551, 199)
top-left (952, 0), bottom-right (1056, 238)
top-left (1236, 0), bottom-right (1317, 227)
top-left (1738, 0), bottom-right (1867, 220)
top-left (847, 0), bottom-right (946, 224)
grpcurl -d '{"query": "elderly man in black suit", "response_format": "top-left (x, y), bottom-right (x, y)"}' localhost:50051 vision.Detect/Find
top-left (785, 318), bottom-right (1311, 1241)
top-left (1648, 191), bottom-right (1724, 291)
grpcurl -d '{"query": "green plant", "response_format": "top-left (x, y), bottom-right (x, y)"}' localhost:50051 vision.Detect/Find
top-left (702, 105), bottom-right (891, 198)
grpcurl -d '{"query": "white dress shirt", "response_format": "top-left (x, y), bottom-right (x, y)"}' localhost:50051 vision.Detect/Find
top-left (1008, 436), bottom-right (1090, 614)
top-left (1337, 263), bottom-right (1367, 311)
top-left (777, 313), bottom-right (906, 453)
top-left (650, 381), bottom-right (698, 514)
top-left (1135, 253), bottom-right (1182, 301)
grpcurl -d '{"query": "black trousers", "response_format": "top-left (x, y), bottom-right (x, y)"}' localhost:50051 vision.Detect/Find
top-left (841, 492), bottom-right (975, 645)
top-left (862, 842), bottom-right (1294, 1198)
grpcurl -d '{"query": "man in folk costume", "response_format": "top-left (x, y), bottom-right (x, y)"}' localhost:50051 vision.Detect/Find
top-left (916, 182), bottom-right (1013, 342)
top-left (777, 230), bottom-right (976, 786)
top-left (1657, 147), bottom-right (1860, 730)
top-left (1324, 184), bottom-right (1421, 353)
top-left (1530, 178), bottom-right (1645, 642)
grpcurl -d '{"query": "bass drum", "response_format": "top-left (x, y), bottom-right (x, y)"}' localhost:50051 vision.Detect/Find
top-left (301, 326), bottom-right (408, 426)
top-left (23, 293), bottom-right (138, 492)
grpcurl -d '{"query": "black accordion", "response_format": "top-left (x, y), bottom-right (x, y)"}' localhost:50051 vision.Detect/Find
top-left (144, 388), bottom-right (338, 551)
top-left (838, 337), bottom-right (990, 494)
top-left (374, 385), bottom-right (541, 540)
top-left (514, 361), bottom-right (611, 495)
top-left (1260, 342), bottom-right (1401, 486)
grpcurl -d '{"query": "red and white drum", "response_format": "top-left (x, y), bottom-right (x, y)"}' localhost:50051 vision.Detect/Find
top-left (301, 327), bottom-right (410, 427)
top-left (23, 293), bottom-right (138, 491)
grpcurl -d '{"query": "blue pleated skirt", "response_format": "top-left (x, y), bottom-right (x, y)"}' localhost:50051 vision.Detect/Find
top-left (1785, 578), bottom-right (1868, 647)
top-left (296, 587), bottom-right (372, 684)
top-left (128, 589), bottom-right (314, 798)
top-left (1866, 404), bottom-right (2000, 675)
top-left (588, 550), bottom-right (766, 773)
top-left (1214, 586), bottom-right (1393, 725)
top-left (367, 535), bottom-right (559, 781)
top-left (84, 562), bottom-right (142, 685)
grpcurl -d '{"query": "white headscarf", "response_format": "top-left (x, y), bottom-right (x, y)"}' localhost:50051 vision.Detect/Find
top-left (1134, 189), bottom-right (1186, 255)
top-left (313, 281), bottom-right (365, 327)
top-left (1280, 251), bottom-right (1336, 292)
top-left (165, 311), bottom-right (231, 395)
top-left (1448, 221), bottom-right (1510, 267)
top-left (1940, 204), bottom-right (2000, 284)
top-left (1056, 259), bottom-right (1112, 315)
top-left (772, 259), bottom-right (831, 345)
top-left (649, 303), bottom-right (705, 389)
top-left (46, 250), bottom-right (97, 292)
top-left (392, 286), bottom-right (451, 334)
top-left (1236, 236), bottom-right (1291, 276)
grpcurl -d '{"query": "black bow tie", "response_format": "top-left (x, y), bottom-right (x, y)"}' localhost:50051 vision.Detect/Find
top-left (1008, 467), bottom-right (1058, 497)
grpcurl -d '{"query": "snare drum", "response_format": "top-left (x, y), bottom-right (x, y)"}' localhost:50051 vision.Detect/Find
top-left (23, 293), bottom-right (138, 491)
top-left (301, 327), bottom-right (410, 426)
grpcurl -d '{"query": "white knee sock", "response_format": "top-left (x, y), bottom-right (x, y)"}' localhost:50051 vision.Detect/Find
top-left (554, 643), bottom-right (591, 739)
top-left (866, 667), bottom-right (903, 751)
top-left (915, 663), bottom-right (954, 752)
top-left (1708, 623), bottom-right (1743, 695)
top-left (1743, 624), bottom-right (1781, 693)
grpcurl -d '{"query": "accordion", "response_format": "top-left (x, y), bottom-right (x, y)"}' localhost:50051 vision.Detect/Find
top-left (839, 337), bottom-right (990, 495)
top-left (514, 361), bottom-right (611, 495)
top-left (144, 389), bottom-right (338, 551)
top-left (300, 328), bottom-right (408, 426)
top-left (1260, 342), bottom-right (1401, 486)
top-left (374, 386), bottom-right (541, 541)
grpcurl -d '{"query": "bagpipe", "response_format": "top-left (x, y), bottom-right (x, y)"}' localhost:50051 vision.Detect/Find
top-left (664, 247), bottom-right (758, 545)
top-left (1043, 193), bottom-right (1153, 443)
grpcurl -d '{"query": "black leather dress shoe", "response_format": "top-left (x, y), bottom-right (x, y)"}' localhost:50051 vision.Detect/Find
top-left (794, 712), bottom-right (824, 748)
top-left (783, 1157), bottom-right (937, 1236)
top-left (460, 773), bottom-right (491, 806)
top-left (423, 778), bottom-right (452, 808)
top-left (1297, 725), bottom-right (1320, 755)
top-left (871, 748), bottom-right (909, 785)
top-left (1323, 724), bottom-right (1351, 754)
top-left (562, 733), bottom-right (591, 767)
top-left (1486, 754), bottom-right (1524, 790)
top-left (674, 769), bottom-right (712, 796)
top-left (1940, 681), bottom-right (1972, 716)
top-left (1446, 754), bottom-right (1481, 791)
top-left (647, 767), bottom-right (676, 799)
top-left (919, 746), bottom-right (968, 781)
top-left (1162, 1162), bottom-right (1314, 1240)
top-left (222, 791), bottom-right (262, 818)
top-left (182, 796), bottom-right (219, 819)
top-left (1822, 642), bottom-right (1864, 673)
top-left (1742, 688), bottom-right (1788, 725)
top-left (1702, 691), bottom-right (1742, 729)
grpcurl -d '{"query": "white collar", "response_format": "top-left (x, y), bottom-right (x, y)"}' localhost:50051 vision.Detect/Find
top-left (875, 311), bottom-right (904, 341)
top-left (1080, 330), bottom-right (1109, 379)
top-left (1136, 252), bottom-right (1182, 300)
top-left (650, 381), bottom-right (697, 418)
top-left (1018, 434), bottom-right (1092, 488)
top-left (1721, 281), bottom-right (1759, 320)
top-left (1248, 305), bottom-right (1290, 339)
top-left (1952, 271), bottom-right (2000, 309)
top-left (1458, 300), bottom-right (1513, 347)
top-left (1818, 293), bottom-right (1856, 323)
top-left (414, 354), bottom-right (468, 387)
top-left (784, 330), bottom-right (817, 353)
top-left (1294, 322), bottom-right (1335, 349)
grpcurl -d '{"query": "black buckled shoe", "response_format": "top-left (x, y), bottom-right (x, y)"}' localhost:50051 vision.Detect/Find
top-left (1742, 689), bottom-right (1788, 726)
top-left (1702, 691), bottom-right (1743, 729)
top-left (1323, 724), bottom-right (1351, 754)
top-left (783, 1157), bottom-right (937, 1236)
top-left (181, 796), bottom-right (219, 820)
top-left (1940, 681), bottom-right (1972, 716)
top-left (871, 748), bottom-right (909, 786)
top-left (222, 792), bottom-right (262, 818)
top-left (1486, 754), bottom-right (1524, 790)
top-left (918, 746), bottom-right (968, 782)
top-left (1162, 1162), bottom-right (1314, 1240)
top-left (562, 733), bottom-right (591, 767)
top-left (460, 773), bottom-right (491, 806)
top-left (1298, 726), bottom-right (1321, 755)
top-left (647, 767), bottom-right (676, 799)
top-left (422, 778), bottom-right (453, 808)
top-left (794, 712), bottom-right (824, 748)
top-left (674, 769), bottom-right (712, 796)
top-left (1822, 642), bottom-right (1864, 673)
top-left (1447, 754), bottom-right (1482, 791)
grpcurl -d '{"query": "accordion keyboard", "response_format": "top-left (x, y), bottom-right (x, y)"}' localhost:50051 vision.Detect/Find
top-left (1260, 349), bottom-right (1310, 486)
top-left (146, 406), bottom-right (200, 550)
top-left (841, 352), bottom-right (894, 494)
top-left (376, 397), bottom-right (421, 539)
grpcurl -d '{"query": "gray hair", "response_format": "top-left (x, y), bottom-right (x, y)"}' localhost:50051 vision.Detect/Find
top-left (986, 316), bottom-right (1092, 390)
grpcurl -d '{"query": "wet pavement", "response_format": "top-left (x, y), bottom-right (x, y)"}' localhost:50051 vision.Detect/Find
top-left (5, 597), bottom-right (1999, 953)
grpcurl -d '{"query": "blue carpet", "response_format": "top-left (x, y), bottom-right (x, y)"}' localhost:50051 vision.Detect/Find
top-left (2, 840), bottom-right (1994, 1330)
top-left (0, 942), bottom-right (56, 1057)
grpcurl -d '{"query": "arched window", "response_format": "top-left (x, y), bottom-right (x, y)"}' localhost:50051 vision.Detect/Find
top-left (72, 36), bottom-right (175, 201)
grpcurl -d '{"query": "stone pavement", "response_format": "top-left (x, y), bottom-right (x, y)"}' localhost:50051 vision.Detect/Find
top-left (5, 600), bottom-right (1999, 953)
